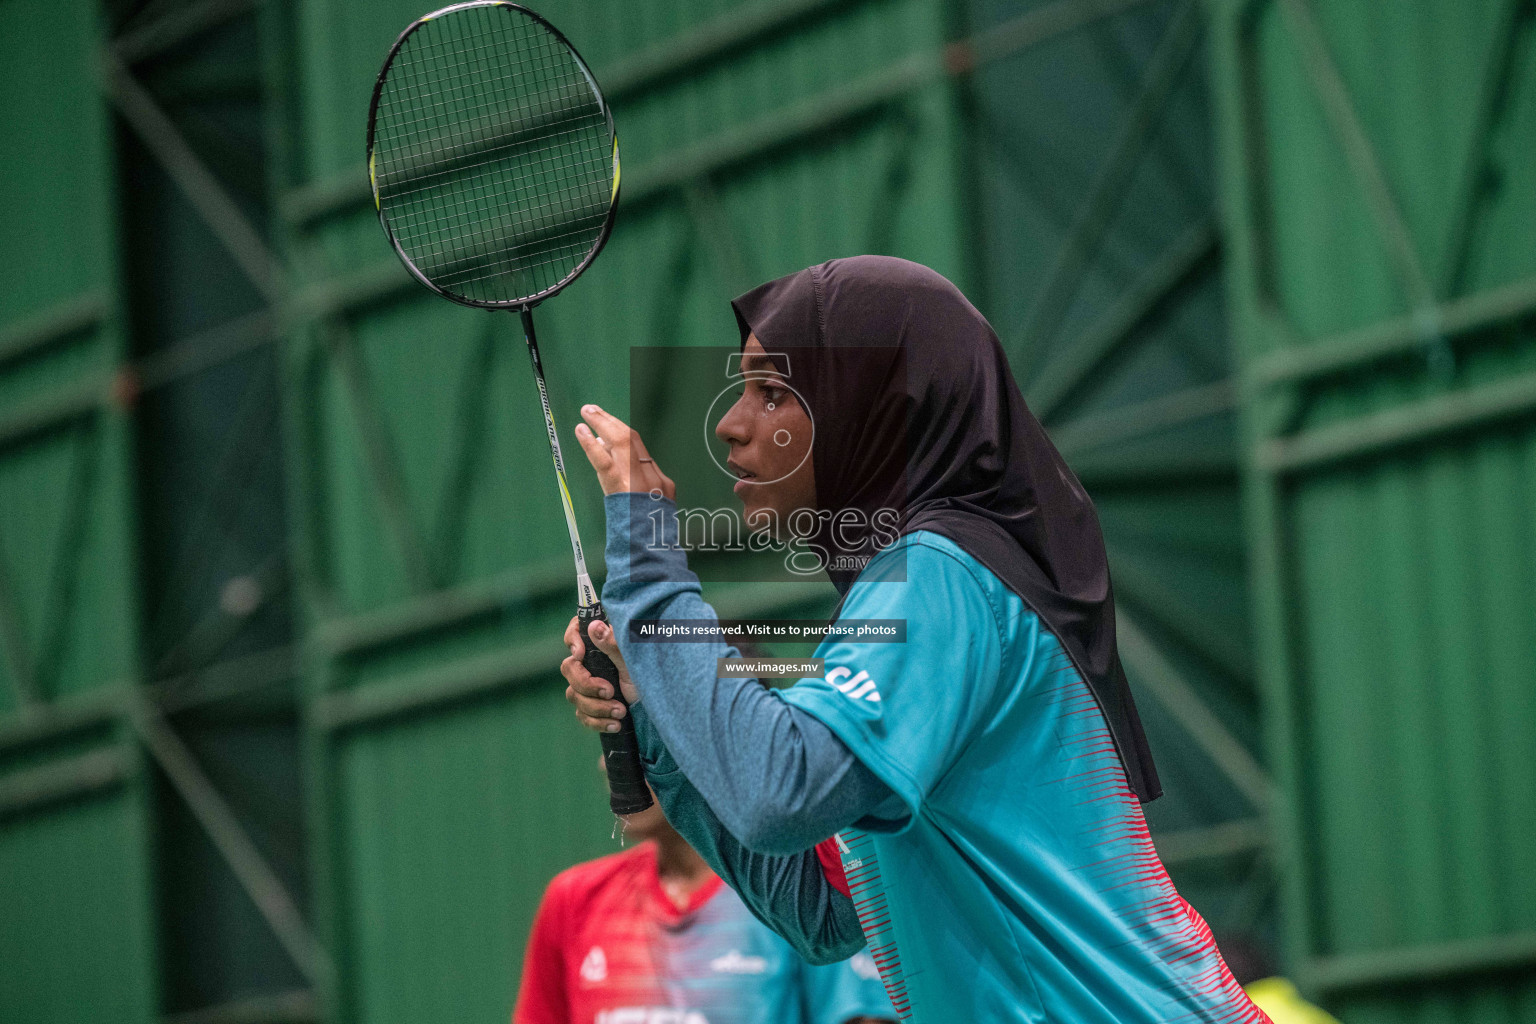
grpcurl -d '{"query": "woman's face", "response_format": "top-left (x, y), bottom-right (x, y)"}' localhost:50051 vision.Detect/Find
top-left (713, 333), bottom-right (816, 533)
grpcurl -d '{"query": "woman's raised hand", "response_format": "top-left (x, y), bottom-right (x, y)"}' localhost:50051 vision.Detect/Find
top-left (574, 404), bottom-right (676, 500)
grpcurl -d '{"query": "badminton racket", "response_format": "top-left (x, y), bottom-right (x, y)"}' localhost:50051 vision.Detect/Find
top-left (366, 0), bottom-right (650, 815)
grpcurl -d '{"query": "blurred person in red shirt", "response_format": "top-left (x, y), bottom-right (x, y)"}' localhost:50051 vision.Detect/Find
top-left (513, 758), bottom-right (895, 1024)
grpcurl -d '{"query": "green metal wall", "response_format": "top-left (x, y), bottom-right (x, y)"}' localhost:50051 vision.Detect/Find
top-left (1212, 0), bottom-right (1536, 1017)
top-left (0, 0), bottom-right (157, 1020)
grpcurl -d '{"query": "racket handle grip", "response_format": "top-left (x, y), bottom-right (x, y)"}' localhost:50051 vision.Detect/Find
top-left (580, 603), bottom-right (653, 816)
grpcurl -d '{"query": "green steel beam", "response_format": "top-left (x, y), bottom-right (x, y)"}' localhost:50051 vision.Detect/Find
top-left (1151, 817), bottom-right (1267, 867)
top-left (1207, 0), bottom-right (1315, 985)
top-left (152, 645), bottom-right (297, 715)
top-left (142, 371), bottom-right (286, 660)
top-left (310, 638), bottom-right (563, 732)
top-left (1079, 11), bottom-right (1206, 210)
top-left (0, 538), bottom-right (39, 707)
top-left (974, 101), bottom-right (1167, 300)
top-left (1438, 0), bottom-right (1535, 297)
top-left (279, 0), bottom-right (1166, 229)
top-left (1015, 1), bottom-right (1202, 370)
top-left (971, 93), bottom-right (1225, 382)
top-left (31, 422), bottom-right (102, 701)
top-left (1117, 609), bottom-right (1273, 811)
top-left (135, 310), bottom-right (275, 392)
top-left (0, 746), bottom-right (130, 821)
top-left (102, 52), bottom-right (285, 305)
top-left (321, 321), bottom-right (437, 593)
top-left (960, 0), bottom-right (1163, 68)
top-left (601, 0), bottom-right (862, 102)
top-left (1249, 271), bottom-right (1536, 389)
top-left (113, 0), bottom-right (262, 65)
top-left (1221, 850), bottom-right (1278, 935)
top-left (163, 988), bottom-right (318, 1024)
top-left (429, 322), bottom-right (499, 583)
top-left (1257, 367), bottom-right (1536, 474)
top-left (0, 377), bottom-right (105, 452)
top-left (1275, 0), bottom-right (1434, 312)
top-left (1053, 379), bottom-right (1235, 459)
top-left (153, 554), bottom-right (288, 679)
top-left (0, 417), bottom-right (104, 705)
top-left (314, 559), bottom-right (573, 658)
top-left (624, 52), bottom-right (933, 207)
top-left (1109, 547), bottom-right (1253, 684)
top-left (1310, 930), bottom-right (1536, 994)
top-left (0, 291), bottom-right (108, 371)
top-left (0, 689), bottom-right (123, 751)
top-left (1027, 218), bottom-right (1219, 421)
top-left (1071, 449), bottom-right (1238, 488)
top-left (132, 704), bottom-right (333, 990)
top-left (286, 261), bottom-right (417, 324)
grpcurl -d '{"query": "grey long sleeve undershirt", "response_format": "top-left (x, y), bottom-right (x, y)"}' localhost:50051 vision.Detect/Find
top-left (600, 494), bottom-right (894, 963)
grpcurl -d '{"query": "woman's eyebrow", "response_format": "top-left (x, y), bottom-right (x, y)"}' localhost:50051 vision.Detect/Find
top-left (739, 353), bottom-right (783, 376)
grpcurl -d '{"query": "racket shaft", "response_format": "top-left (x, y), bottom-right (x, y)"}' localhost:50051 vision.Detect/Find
top-left (521, 308), bottom-right (596, 601)
top-left (519, 308), bottom-right (651, 814)
top-left (580, 604), bottom-right (652, 814)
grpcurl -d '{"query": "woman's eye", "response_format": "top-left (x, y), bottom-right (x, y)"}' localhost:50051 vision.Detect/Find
top-left (762, 386), bottom-right (785, 405)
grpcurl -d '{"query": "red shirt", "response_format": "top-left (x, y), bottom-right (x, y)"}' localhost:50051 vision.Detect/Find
top-left (513, 841), bottom-right (884, 1024)
top-left (515, 844), bottom-right (722, 1024)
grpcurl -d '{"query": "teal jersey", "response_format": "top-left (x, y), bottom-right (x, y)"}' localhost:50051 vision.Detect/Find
top-left (782, 532), bottom-right (1265, 1024)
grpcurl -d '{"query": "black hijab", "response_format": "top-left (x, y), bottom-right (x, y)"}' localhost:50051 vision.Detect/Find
top-left (731, 255), bottom-right (1161, 802)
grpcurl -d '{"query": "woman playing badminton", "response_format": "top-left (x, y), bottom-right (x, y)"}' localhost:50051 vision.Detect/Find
top-left (560, 256), bottom-right (1269, 1024)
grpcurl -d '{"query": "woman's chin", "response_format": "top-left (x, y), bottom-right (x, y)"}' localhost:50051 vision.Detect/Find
top-left (738, 496), bottom-right (777, 533)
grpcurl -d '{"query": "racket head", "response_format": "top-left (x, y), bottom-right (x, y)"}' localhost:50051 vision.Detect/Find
top-left (366, 1), bottom-right (619, 309)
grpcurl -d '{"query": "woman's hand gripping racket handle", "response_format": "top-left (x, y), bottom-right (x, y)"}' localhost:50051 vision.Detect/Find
top-left (580, 603), bottom-right (653, 815)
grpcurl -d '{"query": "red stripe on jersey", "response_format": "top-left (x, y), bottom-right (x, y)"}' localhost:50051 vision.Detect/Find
top-left (815, 837), bottom-right (853, 898)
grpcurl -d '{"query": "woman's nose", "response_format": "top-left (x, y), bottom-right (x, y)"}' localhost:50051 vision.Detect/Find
top-left (715, 393), bottom-right (751, 446)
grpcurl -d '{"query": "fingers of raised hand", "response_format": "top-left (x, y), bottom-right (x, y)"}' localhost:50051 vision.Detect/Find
top-left (586, 619), bottom-right (623, 665)
top-left (574, 421), bottom-right (617, 471)
top-left (628, 434), bottom-right (676, 501)
top-left (561, 654), bottom-right (627, 731)
top-left (581, 404), bottom-right (628, 439)
top-left (560, 619), bottom-right (627, 733)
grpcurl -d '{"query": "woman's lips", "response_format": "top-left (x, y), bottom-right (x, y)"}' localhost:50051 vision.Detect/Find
top-left (728, 460), bottom-right (757, 495)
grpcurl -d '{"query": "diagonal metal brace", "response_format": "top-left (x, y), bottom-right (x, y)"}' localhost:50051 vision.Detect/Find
top-left (101, 51), bottom-right (285, 305)
top-left (132, 703), bottom-right (333, 990)
top-left (1014, 0), bottom-right (1204, 370)
top-left (1117, 609), bottom-right (1275, 811)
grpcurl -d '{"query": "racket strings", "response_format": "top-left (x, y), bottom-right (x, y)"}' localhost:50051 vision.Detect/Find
top-left (374, 58), bottom-right (593, 148)
top-left (382, 11), bottom-right (593, 293)
top-left (373, 35), bottom-right (592, 174)
top-left (408, 12), bottom-right (604, 299)
top-left (371, 2), bottom-right (613, 305)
